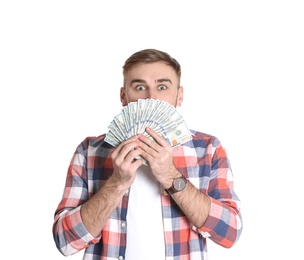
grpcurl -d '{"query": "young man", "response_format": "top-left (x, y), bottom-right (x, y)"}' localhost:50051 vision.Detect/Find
top-left (53, 49), bottom-right (243, 259)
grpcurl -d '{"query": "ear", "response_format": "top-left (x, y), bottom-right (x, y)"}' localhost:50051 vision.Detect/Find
top-left (120, 87), bottom-right (128, 106)
top-left (176, 86), bottom-right (184, 107)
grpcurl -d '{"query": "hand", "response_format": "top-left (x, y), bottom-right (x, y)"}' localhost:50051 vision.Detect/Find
top-left (137, 128), bottom-right (179, 188)
top-left (110, 136), bottom-right (143, 188)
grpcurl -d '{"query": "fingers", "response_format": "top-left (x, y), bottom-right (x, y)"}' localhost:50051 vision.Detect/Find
top-left (144, 127), bottom-right (168, 147)
top-left (111, 128), bottom-right (172, 178)
top-left (137, 128), bottom-right (170, 154)
top-left (137, 128), bottom-right (173, 162)
top-left (111, 136), bottom-right (143, 169)
top-left (112, 136), bottom-right (138, 159)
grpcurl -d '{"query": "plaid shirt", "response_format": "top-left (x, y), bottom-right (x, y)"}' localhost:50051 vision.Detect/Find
top-left (53, 130), bottom-right (243, 260)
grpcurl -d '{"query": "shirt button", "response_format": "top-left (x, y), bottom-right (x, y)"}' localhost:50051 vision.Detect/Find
top-left (118, 256), bottom-right (124, 260)
top-left (121, 222), bottom-right (126, 228)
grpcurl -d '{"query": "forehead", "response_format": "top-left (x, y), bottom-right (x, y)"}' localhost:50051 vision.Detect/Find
top-left (125, 62), bottom-right (178, 82)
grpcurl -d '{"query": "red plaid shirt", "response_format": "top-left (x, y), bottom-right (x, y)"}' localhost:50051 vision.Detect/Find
top-left (53, 130), bottom-right (242, 259)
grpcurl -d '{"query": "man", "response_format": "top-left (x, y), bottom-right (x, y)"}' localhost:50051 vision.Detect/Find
top-left (53, 49), bottom-right (243, 259)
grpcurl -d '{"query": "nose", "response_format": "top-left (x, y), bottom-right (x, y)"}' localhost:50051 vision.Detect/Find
top-left (147, 89), bottom-right (157, 100)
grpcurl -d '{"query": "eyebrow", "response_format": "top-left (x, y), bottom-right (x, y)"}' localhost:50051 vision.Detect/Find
top-left (130, 78), bottom-right (172, 85)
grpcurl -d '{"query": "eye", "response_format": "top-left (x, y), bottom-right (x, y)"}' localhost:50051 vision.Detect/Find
top-left (136, 85), bottom-right (146, 91)
top-left (158, 85), bottom-right (167, 90)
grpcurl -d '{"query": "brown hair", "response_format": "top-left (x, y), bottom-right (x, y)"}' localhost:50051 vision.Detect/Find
top-left (122, 49), bottom-right (181, 86)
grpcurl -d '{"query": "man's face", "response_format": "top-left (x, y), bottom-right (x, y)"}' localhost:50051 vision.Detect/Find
top-left (120, 62), bottom-right (183, 107)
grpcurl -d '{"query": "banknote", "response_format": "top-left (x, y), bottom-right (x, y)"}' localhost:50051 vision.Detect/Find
top-left (105, 99), bottom-right (192, 163)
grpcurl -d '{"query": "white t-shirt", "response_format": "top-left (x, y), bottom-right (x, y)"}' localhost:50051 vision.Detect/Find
top-left (125, 165), bottom-right (166, 259)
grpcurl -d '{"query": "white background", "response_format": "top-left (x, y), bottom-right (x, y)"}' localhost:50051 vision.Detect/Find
top-left (1, 1), bottom-right (303, 259)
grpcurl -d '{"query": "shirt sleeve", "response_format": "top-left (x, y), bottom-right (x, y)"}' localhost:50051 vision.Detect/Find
top-left (52, 138), bottom-right (100, 256)
top-left (197, 141), bottom-right (243, 248)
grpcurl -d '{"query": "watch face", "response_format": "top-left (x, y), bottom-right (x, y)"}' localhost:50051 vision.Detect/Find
top-left (173, 177), bottom-right (186, 191)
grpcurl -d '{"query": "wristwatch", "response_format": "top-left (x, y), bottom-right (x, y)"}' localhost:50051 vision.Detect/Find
top-left (166, 175), bottom-right (187, 194)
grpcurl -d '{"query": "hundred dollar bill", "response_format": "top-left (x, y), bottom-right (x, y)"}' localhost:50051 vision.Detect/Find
top-left (105, 99), bottom-right (192, 151)
top-left (164, 121), bottom-right (192, 147)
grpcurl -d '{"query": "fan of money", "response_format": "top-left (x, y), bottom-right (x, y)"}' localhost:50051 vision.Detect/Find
top-left (105, 98), bottom-right (192, 148)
